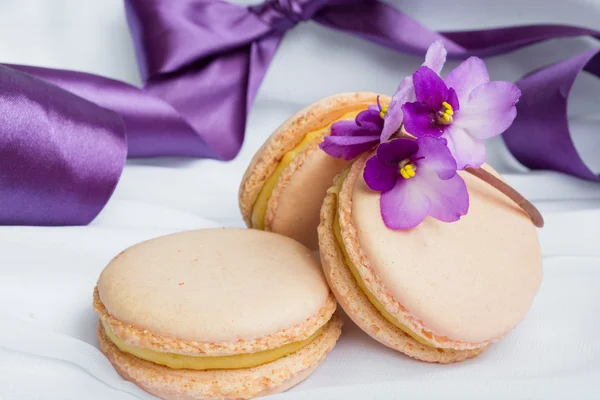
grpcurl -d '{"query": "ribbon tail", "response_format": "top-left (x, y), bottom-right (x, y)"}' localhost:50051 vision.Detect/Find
top-left (0, 65), bottom-right (127, 225)
top-left (8, 64), bottom-right (215, 159)
top-left (315, 1), bottom-right (600, 58)
top-left (503, 49), bottom-right (600, 181)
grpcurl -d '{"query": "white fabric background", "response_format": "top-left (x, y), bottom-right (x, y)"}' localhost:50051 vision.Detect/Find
top-left (0, 0), bottom-right (599, 399)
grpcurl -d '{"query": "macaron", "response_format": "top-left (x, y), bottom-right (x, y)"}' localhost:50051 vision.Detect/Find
top-left (239, 92), bottom-right (388, 250)
top-left (318, 153), bottom-right (543, 363)
top-left (94, 228), bottom-right (342, 399)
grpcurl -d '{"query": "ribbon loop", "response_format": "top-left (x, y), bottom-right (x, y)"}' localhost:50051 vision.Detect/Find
top-left (126, 0), bottom-right (270, 79)
top-left (504, 49), bottom-right (600, 181)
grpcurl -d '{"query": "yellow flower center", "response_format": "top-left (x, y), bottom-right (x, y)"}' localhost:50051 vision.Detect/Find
top-left (399, 160), bottom-right (417, 179)
top-left (379, 105), bottom-right (389, 119)
top-left (436, 101), bottom-right (454, 125)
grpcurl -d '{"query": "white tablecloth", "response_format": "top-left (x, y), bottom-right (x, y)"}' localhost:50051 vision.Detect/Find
top-left (0, 1), bottom-right (599, 399)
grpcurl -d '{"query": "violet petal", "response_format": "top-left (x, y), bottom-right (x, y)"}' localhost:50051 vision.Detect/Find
top-left (364, 154), bottom-right (399, 192)
top-left (413, 66), bottom-right (449, 110)
top-left (414, 168), bottom-right (469, 223)
top-left (423, 40), bottom-right (447, 74)
top-left (380, 100), bottom-right (404, 142)
top-left (442, 125), bottom-right (486, 169)
top-left (380, 41), bottom-right (449, 143)
top-left (380, 178), bottom-right (431, 230)
top-left (444, 57), bottom-right (490, 104)
top-left (402, 102), bottom-right (444, 137)
top-left (454, 81), bottom-right (521, 139)
top-left (356, 109), bottom-right (384, 131)
top-left (412, 136), bottom-right (457, 180)
top-left (320, 135), bottom-right (379, 160)
top-left (377, 138), bottom-right (419, 164)
top-left (446, 87), bottom-right (460, 111)
top-left (381, 76), bottom-right (416, 142)
top-left (330, 120), bottom-right (369, 137)
top-left (393, 76), bottom-right (417, 104)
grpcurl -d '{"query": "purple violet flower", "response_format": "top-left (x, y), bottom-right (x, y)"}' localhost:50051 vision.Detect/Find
top-left (380, 41), bottom-right (447, 142)
top-left (402, 59), bottom-right (521, 170)
top-left (321, 41), bottom-right (450, 161)
top-left (364, 136), bottom-right (469, 230)
top-left (320, 103), bottom-right (384, 160)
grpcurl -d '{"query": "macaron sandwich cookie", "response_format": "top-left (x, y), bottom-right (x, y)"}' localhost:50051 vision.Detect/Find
top-left (94, 229), bottom-right (342, 399)
top-left (318, 154), bottom-right (543, 363)
top-left (239, 92), bottom-right (388, 250)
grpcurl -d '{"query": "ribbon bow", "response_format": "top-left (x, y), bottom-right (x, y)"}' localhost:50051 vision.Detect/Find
top-left (251, 0), bottom-right (324, 30)
top-left (1, 0), bottom-right (599, 226)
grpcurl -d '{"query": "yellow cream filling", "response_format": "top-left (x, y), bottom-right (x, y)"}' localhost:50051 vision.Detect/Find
top-left (103, 323), bottom-right (325, 370)
top-left (330, 174), bottom-right (436, 347)
top-left (251, 110), bottom-right (363, 230)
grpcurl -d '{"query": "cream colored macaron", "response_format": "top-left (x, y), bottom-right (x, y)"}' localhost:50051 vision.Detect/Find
top-left (318, 153), bottom-right (543, 363)
top-left (239, 92), bottom-right (389, 250)
top-left (94, 228), bottom-right (342, 399)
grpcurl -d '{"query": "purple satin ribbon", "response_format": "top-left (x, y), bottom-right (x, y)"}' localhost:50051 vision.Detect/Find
top-left (1, 0), bottom-right (599, 226)
top-left (0, 65), bottom-right (126, 225)
top-left (504, 49), bottom-right (600, 181)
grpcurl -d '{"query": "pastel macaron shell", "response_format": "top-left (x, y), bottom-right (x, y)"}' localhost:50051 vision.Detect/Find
top-left (350, 160), bottom-right (543, 345)
top-left (97, 228), bottom-right (332, 345)
top-left (239, 92), bottom-right (387, 249)
top-left (95, 228), bottom-right (341, 399)
top-left (319, 152), bottom-right (542, 362)
top-left (267, 146), bottom-right (349, 249)
top-left (318, 185), bottom-right (483, 363)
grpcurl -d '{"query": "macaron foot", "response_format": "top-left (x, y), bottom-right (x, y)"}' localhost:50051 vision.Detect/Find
top-left (97, 314), bottom-right (343, 400)
top-left (318, 187), bottom-right (485, 364)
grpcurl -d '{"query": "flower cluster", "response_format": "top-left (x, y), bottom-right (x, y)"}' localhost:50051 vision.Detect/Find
top-left (320, 41), bottom-right (521, 230)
